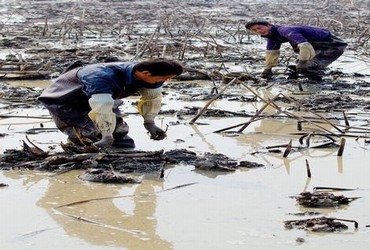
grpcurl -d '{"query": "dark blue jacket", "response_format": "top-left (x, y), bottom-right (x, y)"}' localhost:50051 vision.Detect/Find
top-left (263, 25), bottom-right (333, 51)
top-left (38, 62), bottom-right (163, 104)
top-left (77, 63), bottom-right (162, 99)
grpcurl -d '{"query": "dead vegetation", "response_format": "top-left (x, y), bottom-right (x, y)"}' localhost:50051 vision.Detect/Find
top-left (0, 0), bottom-right (369, 78)
top-left (284, 216), bottom-right (358, 232)
top-left (1, 0), bottom-right (370, 236)
top-left (0, 139), bottom-right (263, 183)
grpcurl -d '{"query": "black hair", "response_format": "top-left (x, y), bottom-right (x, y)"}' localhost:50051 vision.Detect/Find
top-left (245, 20), bottom-right (271, 30)
top-left (134, 58), bottom-right (183, 76)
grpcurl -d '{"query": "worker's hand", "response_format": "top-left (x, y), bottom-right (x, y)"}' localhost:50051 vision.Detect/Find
top-left (296, 60), bottom-right (309, 74)
top-left (93, 135), bottom-right (114, 148)
top-left (144, 122), bottom-right (167, 140)
top-left (261, 68), bottom-right (273, 79)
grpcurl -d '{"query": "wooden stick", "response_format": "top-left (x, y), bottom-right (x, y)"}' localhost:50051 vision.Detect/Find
top-left (335, 124), bottom-right (370, 132)
top-left (337, 138), bottom-right (346, 156)
top-left (213, 116), bottom-right (266, 133)
top-left (281, 93), bottom-right (344, 134)
top-left (238, 81), bottom-right (337, 136)
top-left (189, 77), bottom-right (237, 124)
top-left (266, 143), bottom-right (289, 149)
top-left (305, 159), bottom-right (311, 178)
top-left (0, 114), bottom-right (51, 119)
top-left (342, 111), bottom-right (350, 127)
top-left (55, 210), bottom-right (143, 235)
top-left (54, 182), bottom-right (198, 209)
top-left (283, 139), bottom-right (293, 158)
top-left (237, 94), bottom-right (280, 132)
top-left (297, 121), bottom-right (302, 131)
top-left (0, 70), bottom-right (50, 75)
top-left (133, 29), bottom-right (158, 59)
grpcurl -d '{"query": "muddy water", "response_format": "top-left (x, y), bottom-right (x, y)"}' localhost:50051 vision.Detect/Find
top-left (2, 73), bottom-right (370, 250)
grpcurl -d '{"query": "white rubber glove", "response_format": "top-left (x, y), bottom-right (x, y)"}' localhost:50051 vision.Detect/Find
top-left (298, 42), bottom-right (316, 61)
top-left (137, 87), bottom-right (162, 121)
top-left (88, 93), bottom-right (116, 147)
top-left (265, 50), bottom-right (280, 69)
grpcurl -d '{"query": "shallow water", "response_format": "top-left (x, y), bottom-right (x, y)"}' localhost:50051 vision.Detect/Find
top-left (1, 60), bottom-right (370, 250)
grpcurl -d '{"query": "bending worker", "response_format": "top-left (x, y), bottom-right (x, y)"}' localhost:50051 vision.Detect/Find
top-left (38, 58), bottom-right (183, 148)
top-left (245, 20), bottom-right (347, 80)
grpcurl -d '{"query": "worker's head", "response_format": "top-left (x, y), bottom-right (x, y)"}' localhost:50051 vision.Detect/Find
top-left (134, 58), bottom-right (183, 84)
top-left (245, 20), bottom-right (272, 36)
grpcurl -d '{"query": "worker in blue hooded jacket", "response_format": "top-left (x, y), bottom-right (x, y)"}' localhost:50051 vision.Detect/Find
top-left (38, 58), bottom-right (183, 148)
top-left (245, 20), bottom-right (347, 80)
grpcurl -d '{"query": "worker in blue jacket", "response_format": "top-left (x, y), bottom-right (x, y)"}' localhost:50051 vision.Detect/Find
top-left (38, 58), bottom-right (183, 148)
top-left (245, 20), bottom-right (347, 80)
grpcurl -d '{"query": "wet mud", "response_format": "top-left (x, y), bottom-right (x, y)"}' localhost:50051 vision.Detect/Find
top-left (1, 0), bottom-right (370, 249)
top-left (0, 141), bottom-right (262, 183)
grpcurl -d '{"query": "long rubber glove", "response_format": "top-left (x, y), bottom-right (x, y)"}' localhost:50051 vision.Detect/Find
top-left (88, 93), bottom-right (116, 147)
top-left (137, 87), bottom-right (163, 121)
top-left (298, 42), bottom-right (316, 61)
top-left (265, 50), bottom-right (280, 69)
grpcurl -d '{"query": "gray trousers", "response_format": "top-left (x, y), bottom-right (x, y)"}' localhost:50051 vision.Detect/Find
top-left (48, 100), bottom-right (129, 144)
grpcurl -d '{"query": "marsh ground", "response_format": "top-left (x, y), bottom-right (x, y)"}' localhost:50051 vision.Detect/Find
top-left (1, 0), bottom-right (370, 249)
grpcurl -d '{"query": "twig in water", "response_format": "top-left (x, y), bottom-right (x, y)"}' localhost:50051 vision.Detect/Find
top-left (313, 187), bottom-right (360, 192)
top-left (337, 138), bottom-right (346, 156)
top-left (54, 210), bottom-right (144, 235)
top-left (305, 159), bottom-right (311, 178)
top-left (297, 121), bottom-right (302, 131)
top-left (283, 139), bottom-right (293, 158)
top-left (54, 182), bottom-right (198, 209)
top-left (342, 111), bottom-right (350, 127)
top-left (238, 84), bottom-right (337, 136)
top-left (331, 218), bottom-right (358, 228)
top-left (25, 135), bottom-right (47, 154)
top-left (160, 168), bottom-right (165, 178)
top-left (16, 227), bottom-right (58, 240)
top-left (281, 93), bottom-right (344, 134)
top-left (189, 77), bottom-right (237, 124)
top-left (237, 94), bottom-right (280, 133)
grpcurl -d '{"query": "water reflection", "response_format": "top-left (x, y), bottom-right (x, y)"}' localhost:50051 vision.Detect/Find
top-left (7, 171), bottom-right (172, 249)
top-left (337, 157), bottom-right (343, 173)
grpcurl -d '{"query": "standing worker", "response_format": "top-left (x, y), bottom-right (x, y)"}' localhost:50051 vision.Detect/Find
top-left (245, 20), bottom-right (347, 80)
top-left (38, 58), bottom-right (183, 148)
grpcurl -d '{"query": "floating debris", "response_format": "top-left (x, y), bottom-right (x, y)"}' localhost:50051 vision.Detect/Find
top-left (313, 187), bottom-right (361, 192)
top-left (287, 211), bottom-right (321, 216)
top-left (296, 237), bottom-right (305, 243)
top-left (79, 168), bottom-right (141, 184)
top-left (0, 143), bottom-right (263, 183)
top-left (238, 161), bottom-right (264, 169)
top-left (194, 152), bottom-right (238, 171)
top-left (195, 160), bottom-right (235, 172)
top-left (163, 149), bottom-right (198, 164)
top-left (284, 217), bottom-right (358, 232)
top-left (293, 192), bottom-right (359, 208)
